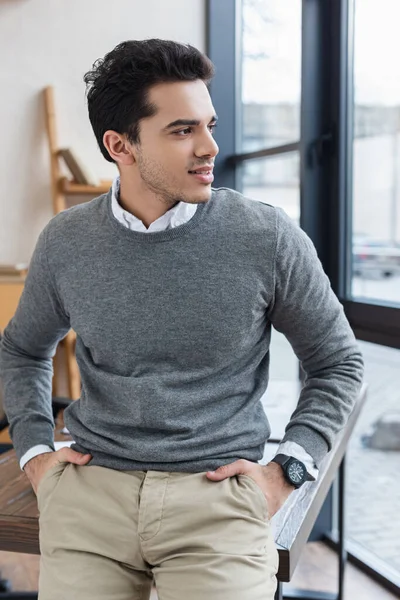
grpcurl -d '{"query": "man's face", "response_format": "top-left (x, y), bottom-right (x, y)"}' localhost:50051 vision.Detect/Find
top-left (132, 79), bottom-right (219, 205)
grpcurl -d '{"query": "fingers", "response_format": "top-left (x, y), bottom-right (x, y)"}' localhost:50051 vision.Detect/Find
top-left (57, 448), bottom-right (92, 465)
top-left (206, 459), bottom-right (250, 480)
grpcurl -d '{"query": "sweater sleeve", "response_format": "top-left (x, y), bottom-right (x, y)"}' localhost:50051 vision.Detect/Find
top-left (267, 208), bottom-right (364, 468)
top-left (0, 225), bottom-right (71, 463)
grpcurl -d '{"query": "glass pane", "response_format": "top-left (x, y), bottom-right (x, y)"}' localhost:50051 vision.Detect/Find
top-left (269, 327), bottom-right (298, 381)
top-left (241, 153), bottom-right (300, 223)
top-left (351, 0), bottom-right (400, 306)
top-left (241, 0), bottom-right (302, 152)
top-left (241, 154), bottom-right (300, 377)
top-left (346, 340), bottom-right (400, 580)
top-left (240, 0), bottom-right (302, 376)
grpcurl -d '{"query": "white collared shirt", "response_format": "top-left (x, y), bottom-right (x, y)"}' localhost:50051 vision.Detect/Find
top-left (110, 175), bottom-right (198, 232)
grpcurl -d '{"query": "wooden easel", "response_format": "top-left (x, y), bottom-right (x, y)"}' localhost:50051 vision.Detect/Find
top-left (43, 86), bottom-right (112, 399)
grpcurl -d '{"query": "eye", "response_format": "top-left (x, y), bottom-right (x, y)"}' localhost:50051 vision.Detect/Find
top-left (173, 123), bottom-right (218, 137)
top-left (174, 128), bottom-right (192, 136)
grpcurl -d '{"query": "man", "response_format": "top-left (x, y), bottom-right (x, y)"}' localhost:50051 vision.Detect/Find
top-left (0, 39), bottom-right (364, 600)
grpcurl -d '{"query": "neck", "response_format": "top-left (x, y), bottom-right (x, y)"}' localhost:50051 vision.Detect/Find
top-left (118, 172), bottom-right (179, 229)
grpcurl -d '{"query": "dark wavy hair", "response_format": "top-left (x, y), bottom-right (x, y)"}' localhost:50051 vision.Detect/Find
top-left (83, 39), bottom-right (215, 163)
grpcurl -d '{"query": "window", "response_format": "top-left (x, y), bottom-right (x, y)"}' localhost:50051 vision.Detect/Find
top-left (347, 340), bottom-right (400, 580)
top-left (351, 0), bottom-right (400, 306)
top-left (240, 0), bottom-right (301, 223)
top-left (239, 0), bottom-right (302, 374)
top-left (241, 0), bottom-right (301, 149)
top-left (207, 1), bottom-right (400, 590)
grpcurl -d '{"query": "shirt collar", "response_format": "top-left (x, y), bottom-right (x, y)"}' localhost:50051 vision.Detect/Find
top-left (110, 175), bottom-right (197, 232)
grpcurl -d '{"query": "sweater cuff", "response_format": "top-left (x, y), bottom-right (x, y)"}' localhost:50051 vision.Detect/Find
top-left (8, 419), bottom-right (56, 464)
top-left (279, 424), bottom-right (329, 469)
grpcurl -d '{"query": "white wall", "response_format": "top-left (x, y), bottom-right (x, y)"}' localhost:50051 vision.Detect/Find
top-left (0, 0), bottom-right (206, 263)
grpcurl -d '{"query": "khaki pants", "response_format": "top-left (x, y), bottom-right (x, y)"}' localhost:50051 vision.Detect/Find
top-left (37, 461), bottom-right (279, 599)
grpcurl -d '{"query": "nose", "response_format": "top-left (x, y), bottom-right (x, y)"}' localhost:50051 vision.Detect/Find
top-left (195, 129), bottom-right (219, 160)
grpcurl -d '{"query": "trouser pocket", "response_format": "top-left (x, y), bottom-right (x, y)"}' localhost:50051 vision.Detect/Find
top-left (37, 461), bottom-right (69, 515)
top-left (236, 473), bottom-right (271, 521)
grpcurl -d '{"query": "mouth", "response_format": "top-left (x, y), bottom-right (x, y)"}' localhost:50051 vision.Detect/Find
top-left (188, 166), bottom-right (214, 184)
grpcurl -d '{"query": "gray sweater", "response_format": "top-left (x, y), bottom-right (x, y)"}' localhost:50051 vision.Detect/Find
top-left (0, 187), bottom-right (364, 471)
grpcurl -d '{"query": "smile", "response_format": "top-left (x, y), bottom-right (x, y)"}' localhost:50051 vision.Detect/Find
top-left (188, 171), bottom-right (214, 184)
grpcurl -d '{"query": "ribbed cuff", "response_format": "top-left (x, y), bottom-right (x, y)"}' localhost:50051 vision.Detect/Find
top-left (9, 419), bottom-right (56, 464)
top-left (280, 424), bottom-right (330, 469)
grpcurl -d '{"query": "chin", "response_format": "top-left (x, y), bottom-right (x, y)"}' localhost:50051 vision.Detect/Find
top-left (189, 187), bottom-right (212, 204)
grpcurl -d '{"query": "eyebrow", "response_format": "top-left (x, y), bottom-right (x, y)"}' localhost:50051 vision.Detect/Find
top-left (163, 114), bottom-right (219, 131)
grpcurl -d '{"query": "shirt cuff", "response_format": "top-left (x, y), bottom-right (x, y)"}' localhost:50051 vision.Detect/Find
top-left (20, 445), bottom-right (54, 471)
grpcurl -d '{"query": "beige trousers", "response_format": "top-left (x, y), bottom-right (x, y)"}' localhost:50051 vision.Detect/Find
top-left (37, 461), bottom-right (279, 600)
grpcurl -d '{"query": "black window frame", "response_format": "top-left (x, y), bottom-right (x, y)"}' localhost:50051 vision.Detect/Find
top-left (207, 0), bottom-right (400, 593)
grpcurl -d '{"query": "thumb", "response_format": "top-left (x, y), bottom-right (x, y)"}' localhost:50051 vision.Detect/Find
top-left (57, 448), bottom-right (92, 465)
top-left (206, 460), bottom-right (244, 481)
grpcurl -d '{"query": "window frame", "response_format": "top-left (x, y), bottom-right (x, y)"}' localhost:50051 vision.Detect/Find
top-left (207, 0), bottom-right (400, 592)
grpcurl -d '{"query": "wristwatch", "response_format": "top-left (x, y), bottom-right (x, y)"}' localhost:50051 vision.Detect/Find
top-left (270, 454), bottom-right (313, 489)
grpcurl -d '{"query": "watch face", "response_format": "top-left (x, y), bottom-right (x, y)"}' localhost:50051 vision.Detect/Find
top-left (287, 460), bottom-right (305, 484)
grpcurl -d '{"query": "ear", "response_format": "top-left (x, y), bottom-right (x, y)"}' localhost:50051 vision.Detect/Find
top-left (103, 131), bottom-right (136, 166)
